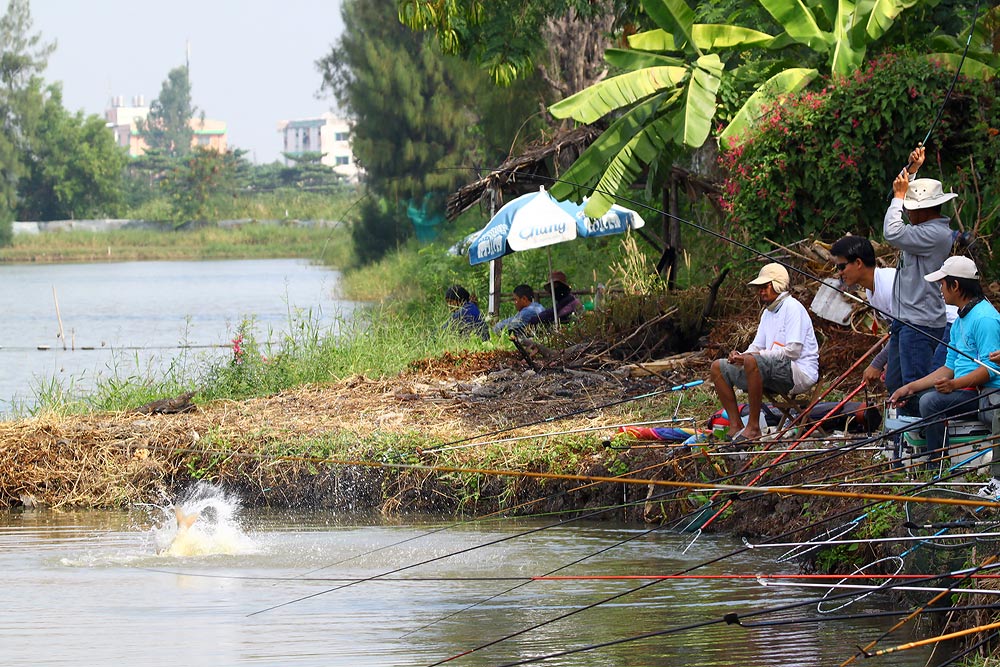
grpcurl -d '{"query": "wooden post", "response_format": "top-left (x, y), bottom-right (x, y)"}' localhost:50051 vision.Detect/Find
top-left (487, 186), bottom-right (502, 317)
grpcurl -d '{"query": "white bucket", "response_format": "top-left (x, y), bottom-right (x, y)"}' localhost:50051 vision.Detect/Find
top-left (810, 278), bottom-right (854, 325)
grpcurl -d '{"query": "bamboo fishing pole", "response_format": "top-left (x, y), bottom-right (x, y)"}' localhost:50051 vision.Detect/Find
top-left (840, 555), bottom-right (998, 667)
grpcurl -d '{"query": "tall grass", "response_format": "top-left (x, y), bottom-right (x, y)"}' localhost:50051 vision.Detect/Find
top-left (1, 224), bottom-right (352, 267)
top-left (20, 302), bottom-right (497, 416)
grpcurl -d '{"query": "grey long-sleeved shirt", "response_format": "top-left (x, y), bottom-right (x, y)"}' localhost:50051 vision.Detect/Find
top-left (883, 198), bottom-right (952, 328)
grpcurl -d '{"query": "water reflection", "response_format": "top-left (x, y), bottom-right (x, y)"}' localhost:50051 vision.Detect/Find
top-left (0, 510), bottom-right (939, 666)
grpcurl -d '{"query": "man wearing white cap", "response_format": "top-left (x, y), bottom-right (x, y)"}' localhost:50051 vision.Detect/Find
top-left (889, 256), bottom-right (1000, 481)
top-left (710, 263), bottom-right (820, 442)
top-left (883, 146), bottom-right (955, 413)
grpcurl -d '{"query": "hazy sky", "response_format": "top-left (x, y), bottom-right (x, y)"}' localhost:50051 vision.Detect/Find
top-left (31, 0), bottom-right (346, 164)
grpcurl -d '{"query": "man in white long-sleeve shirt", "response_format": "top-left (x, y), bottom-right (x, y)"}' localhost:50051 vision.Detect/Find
top-left (710, 263), bottom-right (820, 441)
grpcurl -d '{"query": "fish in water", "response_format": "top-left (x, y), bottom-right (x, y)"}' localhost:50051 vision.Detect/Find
top-left (161, 507), bottom-right (202, 556)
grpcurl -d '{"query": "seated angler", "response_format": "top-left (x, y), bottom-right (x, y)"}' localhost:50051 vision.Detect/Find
top-left (888, 257), bottom-right (1000, 476)
top-left (709, 263), bottom-right (820, 442)
top-left (493, 284), bottom-right (545, 335)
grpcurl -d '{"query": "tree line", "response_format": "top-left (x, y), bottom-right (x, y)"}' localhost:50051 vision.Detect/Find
top-left (0, 0), bottom-right (350, 245)
top-left (327, 0), bottom-right (997, 266)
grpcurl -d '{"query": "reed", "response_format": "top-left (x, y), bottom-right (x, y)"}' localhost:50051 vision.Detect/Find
top-left (1, 224), bottom-right (352, 266)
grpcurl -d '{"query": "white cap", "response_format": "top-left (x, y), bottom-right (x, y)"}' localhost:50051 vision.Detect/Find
top-left (924, 256), bottom-right (979, 282)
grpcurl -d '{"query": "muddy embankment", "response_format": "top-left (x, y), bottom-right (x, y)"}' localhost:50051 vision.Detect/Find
top-left (2, 345), bottom-right (872, 539)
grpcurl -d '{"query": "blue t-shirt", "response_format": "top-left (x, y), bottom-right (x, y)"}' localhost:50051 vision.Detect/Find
top-left (945, 299), bottom-right (1000, 388)
top-left (449, 302), bottom-right (489, 340)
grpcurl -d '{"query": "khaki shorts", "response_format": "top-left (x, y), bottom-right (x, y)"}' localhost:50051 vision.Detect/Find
top-left (718, 354), bottom-right (795, 395)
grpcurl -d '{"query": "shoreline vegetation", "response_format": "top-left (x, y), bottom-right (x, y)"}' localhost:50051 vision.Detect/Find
top-left (0, 223), bottom-right (353, 266)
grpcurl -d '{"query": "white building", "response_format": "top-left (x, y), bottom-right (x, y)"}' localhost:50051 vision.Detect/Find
top-left (277, 112), bottom-right (361, 182)
top-left (105, 95), bottom-right (228, 156)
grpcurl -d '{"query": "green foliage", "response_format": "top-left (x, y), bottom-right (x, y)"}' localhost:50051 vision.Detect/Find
top-left (548, 0), bottom-right (995, 219)
top-left (158, 147), bottom-right (243, 222)
top-left (0, 0), bottom-right (54, 242)
top-left (138, 65), bottom-right (195, 157)
top-left (16, 84), bottom-right (128, 221)
top-left (351, 195), bottom-right (413, 266)
top-left (718, 53), bottom-right (1000, 245)
top-left (397, 0), bottom-right (623, 86)
top-left (321, 0), bottom-right (550, 264)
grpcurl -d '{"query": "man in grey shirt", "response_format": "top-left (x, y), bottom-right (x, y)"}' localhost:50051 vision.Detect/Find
top-left (883, 145), bottom-right (956, 414)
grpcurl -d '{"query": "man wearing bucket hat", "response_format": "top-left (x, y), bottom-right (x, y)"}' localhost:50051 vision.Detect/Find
top-left (888, 256), bottom-right (1000, 479)
top-left (710, 263), bottom-right (820, 442)
top-left (882, 145), bottom-right (956, 413)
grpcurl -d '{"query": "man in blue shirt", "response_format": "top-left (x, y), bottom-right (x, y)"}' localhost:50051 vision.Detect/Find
top-left (493, 284), bottom-right (545, 335)
top-left (889, 256), bottom-right (1000, 478)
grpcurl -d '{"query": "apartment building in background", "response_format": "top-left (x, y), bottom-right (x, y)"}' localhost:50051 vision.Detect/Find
top-left (277, 112), bottom-right (361, 182)
top-left (105, 95), bottom-right (227, 156)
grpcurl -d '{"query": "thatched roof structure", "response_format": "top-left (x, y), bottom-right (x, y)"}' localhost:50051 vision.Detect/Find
top-left (446, 125), bottom-right (601, 221)
top-left (446, 125), bottom-right (725, 223)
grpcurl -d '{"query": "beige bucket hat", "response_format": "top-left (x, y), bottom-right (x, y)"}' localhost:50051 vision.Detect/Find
top-left (903, 178), bottom-right (958, 210)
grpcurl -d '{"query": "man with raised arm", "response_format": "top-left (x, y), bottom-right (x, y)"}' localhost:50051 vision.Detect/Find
top-left (883, 145), bottom-right (955, 414)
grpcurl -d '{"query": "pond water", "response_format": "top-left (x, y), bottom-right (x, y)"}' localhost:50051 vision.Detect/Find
top-left (0, 487), bottom-right (940, 667)
top-left (0, 259), bottom-right (357, 414)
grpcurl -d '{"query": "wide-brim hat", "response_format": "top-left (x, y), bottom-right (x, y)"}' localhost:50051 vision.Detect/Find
top-left (903, 178), bottom-right (959, 210)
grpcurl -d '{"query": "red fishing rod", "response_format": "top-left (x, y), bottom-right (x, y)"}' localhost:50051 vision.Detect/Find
top-left (683, 378), bottom-right (868, 547)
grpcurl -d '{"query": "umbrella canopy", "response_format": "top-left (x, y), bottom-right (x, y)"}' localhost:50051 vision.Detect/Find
top-left (468, 186), bottom-right (645, 266)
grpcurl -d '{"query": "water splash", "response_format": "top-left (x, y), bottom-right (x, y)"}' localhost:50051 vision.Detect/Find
top-left (152, 482), bottom-right (256, 557)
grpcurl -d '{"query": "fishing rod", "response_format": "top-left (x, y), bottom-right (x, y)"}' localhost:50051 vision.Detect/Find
top-left (743, 530), bottom-right (1000, 550)
top-left (681, 378), bottom-right (868, 547)
top-left (418, 380), bottom-right (703, 455)
top-left (840, 554), bottom-right (998, 666)
top-left (486, 559), bottom-right (1000, 667)
top-left (399, 513), bottom-right (680, 639)
top-left (424, 478), bottom-right (997, 665)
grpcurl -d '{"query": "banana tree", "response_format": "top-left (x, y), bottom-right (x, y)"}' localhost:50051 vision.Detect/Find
top-left (548, 0), bottom-right (940, 216)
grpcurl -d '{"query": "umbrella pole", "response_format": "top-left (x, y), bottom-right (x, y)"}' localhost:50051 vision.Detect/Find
top-left (547, 248), bottom-right (559, 331)
top-left (488, 188), bottom-right (502, 317)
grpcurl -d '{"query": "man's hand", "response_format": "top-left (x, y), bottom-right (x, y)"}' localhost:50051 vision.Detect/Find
top-left (727, 351), bottom-right (746, 366)
top-left (863, 365), bottom-right (884, 387)
top-left (933, 377), bottom-right (956, 394)
top-left (893, 171), bottom-right (910, 200)
top-left (907, 145), bottom-right (925, 174)
top-left (889, 383), bottom-right (913, 406)
top-left (989, 350), bottom-right (1000, 363)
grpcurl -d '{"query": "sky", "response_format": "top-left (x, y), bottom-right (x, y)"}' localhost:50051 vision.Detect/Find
top-left (30, 0), bottom-right (346, 164)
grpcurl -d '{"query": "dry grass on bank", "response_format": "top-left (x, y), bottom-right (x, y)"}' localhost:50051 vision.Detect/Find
top-left (0, 355), bottom-right (702, 511)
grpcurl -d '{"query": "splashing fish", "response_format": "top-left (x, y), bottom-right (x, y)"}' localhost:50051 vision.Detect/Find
top-left (155, 483), bottom-right (255, 557)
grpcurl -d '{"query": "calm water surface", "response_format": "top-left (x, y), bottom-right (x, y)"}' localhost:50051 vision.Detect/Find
top-left (0, 508), bottom-right (939, 667)
top-left (0, 259), bottom-right (356, 413)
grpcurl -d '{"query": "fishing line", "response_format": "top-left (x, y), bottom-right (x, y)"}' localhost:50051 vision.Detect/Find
top-left (840, 554), bottom-right (998, 665)
top-left (399, 516), bottom-right (676, 639)
top-left (423, 479), bottom-right (995, 664)
top-left (487, 561), bottom-right (1000, 667)
top-left (268, 448), bottom-right (698, 585)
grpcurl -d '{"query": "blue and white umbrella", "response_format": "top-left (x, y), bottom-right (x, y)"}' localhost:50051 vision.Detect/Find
top-left (468, 186), bottom-right (645, 266)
